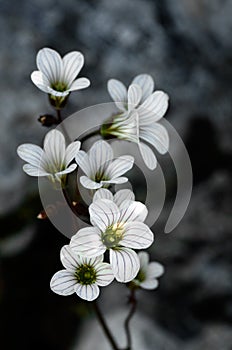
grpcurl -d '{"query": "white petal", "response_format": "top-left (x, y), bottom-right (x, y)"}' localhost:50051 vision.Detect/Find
top-left (17, 144), bottom-right (44, 167)
top-left (50, 270), bottom-right (76, 296)
top-left (114, 189), bottom-right (135, 206)
top-left (55, 163), bottom-right (77, 177)
top-left (127, 84), bottom-right (142, 111)
top-left (31, 71), bottom-right (51, 93)
top-left (88, 140), bottom-right (114, 176)
top-left (138, 251), bottom-right (149, 271)
top-left (89, 199), bottom-right (120, 232)
top-left (93, 189), bottom-right (114, 202)
top-left (107, 79), bottom-right (127, 111)
top-left (75, 150), bottom-right (92, 177)
top-left (105, 155), bottom-right (134, 179)
top-left (36, 47), bottom-right (63, 83)
top-left (60, 245), bottom-right (81, 271)
top-left (121, 221), bottom-right (154, 249)
top-left (75, 283), bottom-right (99, 301)
top-left (138, 142), bottom-right (157, 170)
top-left (96, 263), bottom-right (114, 286)
top-left (147, 262), bottom-right (164, 278)
top-left (101, 177), bottom-right (128, 185)
top-left (44, 129), bottom-right (66, 169)
top-left (70, 227), bottom-right (105, 257)
top-left (110, 248), bottom-right (140, 282)
top-left (132, 74), bottom-right (154, 102)
top-left (140, 123), bottom-right (169, 154)
top-left (62, 51), bottom-right (84, 85)
top-left (68, 77), bottom-right (90, 91)
top-left (80, 176), bottom-right (102, 189)
top-left (140, 279), bottom-right (159, 290)
top-left (44, 85), bottom-right (69, 97)
top-left (119, 200), bottom-right (148, 223)
top-left (22, 164), bottom-right (50, 177)
top-left (65, 141), bottom-right (81, 165)
top-left (138, 91), bottom-right (169, 123)
top-left (79, 255), bottom-right (104, 266)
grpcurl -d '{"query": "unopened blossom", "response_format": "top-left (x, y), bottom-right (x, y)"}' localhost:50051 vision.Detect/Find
top-left (70, 198), bottom-right (154, 283)
top-left (75, 140), bottom-right (134, 190)
top-left (93, 188), bottom-right (135, 206)
top-left (17, 129), bottom-right (80, 183)
top-left (31, 48), bottom-right (90, 108)
top-left (132, 251), bottom-right (164, 290)
top-left (102, 74), bottom-right (169, 170)
top-left (50, 245), bottom-right (114, 301)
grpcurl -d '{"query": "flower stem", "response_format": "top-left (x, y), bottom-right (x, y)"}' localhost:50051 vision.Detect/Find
top-left (124, 289), bottom-right (137, 350)
top-left (56, 109), bottom-right (62, 123)
top-left (93, 301), bottom-right (120, 350)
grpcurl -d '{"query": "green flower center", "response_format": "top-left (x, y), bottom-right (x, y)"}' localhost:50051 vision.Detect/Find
top-left (51, 81), bottom-right (68, 92)
top-left (74, 264), bottom-right (97, 285)
top-left (94, 171), bottom-right (109, 183)
top-left (101, 223), bottom-right (124, 248)
top-left (135, 269), bottom-right (146, 283)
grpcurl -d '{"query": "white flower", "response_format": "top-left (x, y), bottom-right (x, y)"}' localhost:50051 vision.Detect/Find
top-left (132, 251), bottom-right (164, 290)
top-left (50, 245), bottom-right (114, 301)
top-left (93, 188), bottom-right (135, 206)
top-left (17, 129), bottom-right (80, 183)
top-left (75, 140), bottom-right (134, 190)
top-left (70, 198), bottom-right (154, 283)
top-left (31, 47), bottom-right (90, 97)
top-left (104, 74), bottom-right (169, 170)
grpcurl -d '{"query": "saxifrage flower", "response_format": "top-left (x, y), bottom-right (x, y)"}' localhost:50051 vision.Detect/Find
top-left (70, 198), bottom-right (154, 283)
top-left (75, 140), bottom-right (134, 190)
top-left (102, 74), bottom-right (169, 170)
top-left (17, 129), bottom-right (80, 183)
top-left (50, 245), bottom-right (114, 301)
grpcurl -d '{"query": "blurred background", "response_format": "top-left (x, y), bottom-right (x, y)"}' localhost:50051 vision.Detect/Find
top-left (0, 0), bottom-right (232, 349)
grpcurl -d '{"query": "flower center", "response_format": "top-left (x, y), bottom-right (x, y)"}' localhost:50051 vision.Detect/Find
top-left (51, 81), bottom-right (68, 92)
top-left (135, 269), bottom-right (146, 283)
top-left (101, 223), bottom-right (124, 248)
top-left (94, 171), bottom-right (109, 183)
top-left (74, 264), bottom-right (97, 285)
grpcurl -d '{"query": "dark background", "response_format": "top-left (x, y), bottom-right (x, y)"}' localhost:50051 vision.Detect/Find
top-left (0, 0), bottom-right (232, 349)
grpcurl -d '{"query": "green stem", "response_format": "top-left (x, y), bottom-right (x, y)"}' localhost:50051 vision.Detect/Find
top-left (93, 301), bottom-right (120, 350)
top-left (124, 289), bottom-right (137, 350)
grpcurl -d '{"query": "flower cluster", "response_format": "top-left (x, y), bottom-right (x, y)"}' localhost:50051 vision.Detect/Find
top-left (17, 48), bottom-right (166, 301)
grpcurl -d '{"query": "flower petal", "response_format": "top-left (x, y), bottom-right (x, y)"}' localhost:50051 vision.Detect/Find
top-left (127, 84), bottom-right (142, 111)
top-left (101, 177), bottom-right (128, 185)
top-left (65, 141), bottom-right (81, 165)
top-left (132, 74), bottom-right (154, 102)
top-left (105, 155), bottom-right (134, 179)
top-left (44, 129), bottom-right (66, 169)
top-left (89, 199), bottom-right (120, 232)
top-left (140, 279), bottom-right (159, 290)
top-left (36, 47), bottom-right (63, 83)
top-left (88, 140), bottom-right (114, 176)
top-left (75, 150), bottom-right (92, 177)
top-left (17, 144), bottom-right (44, 167)
top-left (138, 91), bottom-right (169, 124)
top-left (70, 227), bottom-right (105, 257)
top-left (121, 221), bottom-right (154, 249)
top-left (75, 283), bottom-right (99, 301)
top-left (50, 270), bottom-right (76, 296)
top-left (31, 71), bottom-right (51, 93)
top-left (55, 163), bottom-right (77, 177)
top-left (62, 51), bottom-right (84, 85)
top-left (22, 164), bottom-right (50, 177)
top-left (93, 188), bottom-right (114, 202)
top-left (114, 189), bottom-right (135, 206)
top-left (107, 79), bottom-right (127, 111)
top-left (110, 247), bottom-right (140, 282)
top-left (68, 77), bottom-right (90, 91)
top-left (80, 176), bottom-right (102, 189)
top-left (147, 262), bottom-right (164, 278)
top-left (138, 251), bottom-right (149, 271)
top-left (119, 200), bottom-right (148, 223)
top-left (60, 245), bottom-right (81, 271)
top-left (140, 123), bottom-right (169, 154)
top-left (96, 263), bottom-right (114, 286)
top-left (138, 142), bottom-right (157, 170)
top-left (79, 255), bottom-right (104, 266)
